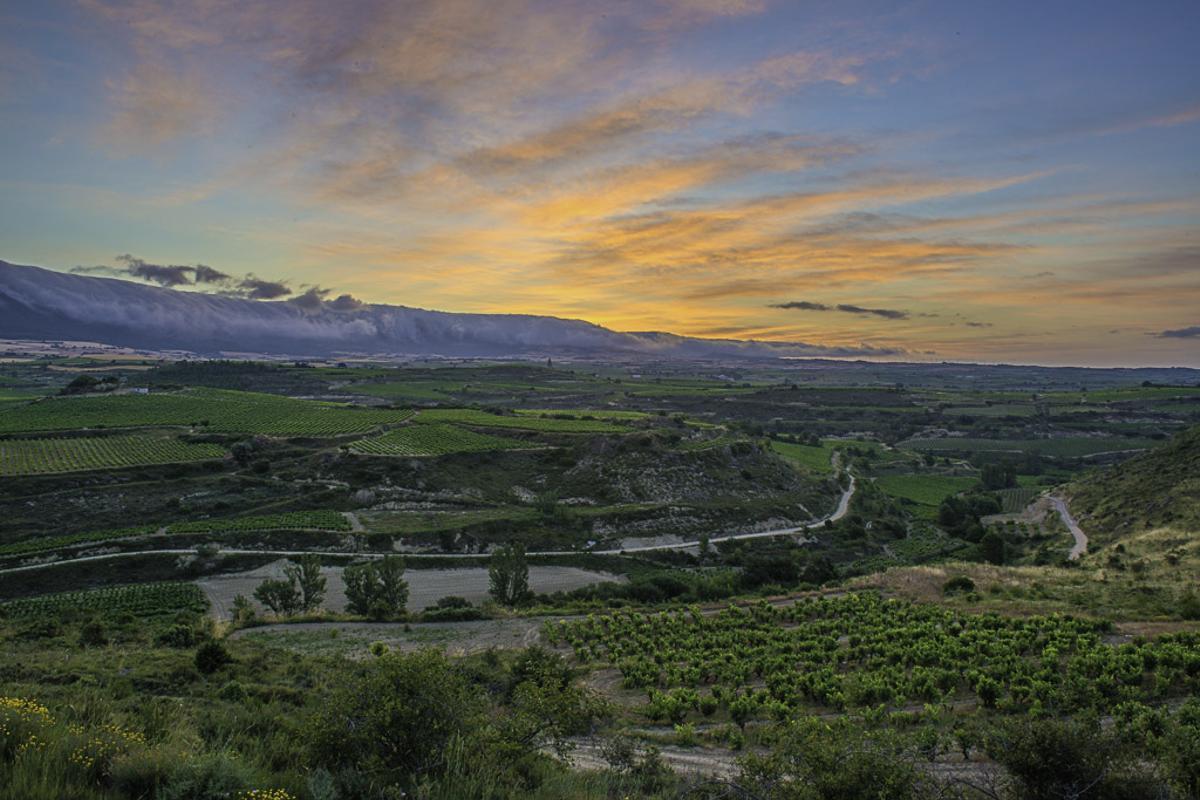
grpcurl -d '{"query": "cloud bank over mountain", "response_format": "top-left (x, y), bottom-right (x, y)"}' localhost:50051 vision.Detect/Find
top-left (0, 261), bottom-right (900, 360)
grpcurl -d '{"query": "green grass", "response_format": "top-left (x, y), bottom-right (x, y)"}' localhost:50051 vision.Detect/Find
top-left (349, 423), bottom-right (532, 456)
top-left (900, 437), bottom-right (1158, 457)
top-left (770, 440), bottom-right (836, 472)
top-left (875, 474), bottom-right (978, 509)
top-left (415, 408), bottom-right (628, 433)
top-left (0, 388), bottom-right (413, 436)
top-left (0, 435), bottom-right (225, 476)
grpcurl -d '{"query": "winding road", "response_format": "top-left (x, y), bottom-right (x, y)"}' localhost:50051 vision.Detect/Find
top-left (0, 471), bottom-right (857, 576)
top-left (1048, 495), bottom-right (1088, 560)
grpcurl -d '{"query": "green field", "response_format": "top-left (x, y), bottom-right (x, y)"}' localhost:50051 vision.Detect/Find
top-left (0, 582), bottom-right (208, 619)
top-left (351, 381), bottom-right (457, 401)
top-left (349, 423), bottom-right (531, 456)
top-left (0, 435), bottom-right (226, 476)
top-left (900, 436), bottom-right (1158, 457)
top-left (875, 474), bottom-right (978, 508)
top-left (770, 439), bottom-right (836, 472)
top-left (0, 388), bottom-right (413, 436)
top-left (415, 408), bottom-right (628, 432)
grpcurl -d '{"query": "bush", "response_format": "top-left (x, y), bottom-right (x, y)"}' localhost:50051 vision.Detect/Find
top-left (307, 649), bottom-right (485, 776)
top-left (157, 751), bottom-right (258, 800)
top-left (195, 641), bottom-right (232, 675)
top-left (942, 575), bottom-right (976, 596)
top-left (156, 624), bottom-right (197, 648)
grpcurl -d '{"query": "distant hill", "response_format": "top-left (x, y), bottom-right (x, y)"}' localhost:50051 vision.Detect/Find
top-left (1071, 425), bottom-right (1200, 541)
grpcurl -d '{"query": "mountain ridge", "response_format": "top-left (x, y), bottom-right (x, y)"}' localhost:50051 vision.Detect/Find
top-left (0, 260), bottom-right (900, 360)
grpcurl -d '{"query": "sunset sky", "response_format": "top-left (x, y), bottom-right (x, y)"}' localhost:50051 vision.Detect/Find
top-left (1, 0), bottom-right (1197, 366)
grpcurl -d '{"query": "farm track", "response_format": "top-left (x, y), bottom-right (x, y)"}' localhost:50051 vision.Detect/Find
top-left (1049, 494), bottom-right (1089, 559)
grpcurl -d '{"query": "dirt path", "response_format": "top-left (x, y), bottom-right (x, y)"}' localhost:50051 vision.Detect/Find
top-left (1048, 495), bottom-right (1088, 559)
top-left (566, 738), bottom-right (741, 778)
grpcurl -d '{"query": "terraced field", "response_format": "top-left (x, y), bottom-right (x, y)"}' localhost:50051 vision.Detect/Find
top-left (0, 435), bottom-right (225, 476)
top-left (900, 436), bottom-right (1158, 457)
top-left (415, 408), bottom-right (628, 432)
top-left (349, 423), bottom-right (532, 456)
top-left (0, 388), bottom-right (413, 436)
top-left (514, 408), bottom-right (650, 421)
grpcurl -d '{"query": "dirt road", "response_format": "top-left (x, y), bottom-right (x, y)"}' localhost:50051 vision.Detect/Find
top-left (1048, 495), bottom-right (1088, 559)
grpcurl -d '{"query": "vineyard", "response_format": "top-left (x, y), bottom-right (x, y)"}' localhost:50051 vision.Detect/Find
top-left (415, 408), bottom-right (628, 433)
top-left (166, 510), bottom-right (351, 533)
top-left (0, 388), bottom-right (413, 436)
top-left (0, 435), bottom-right (226, 476)
top-left (0, 583), bottom-right (208, 619)
top-left (349, 423), bottom-right (531, 456)
top-left (547, 594), bottom-right (1200, 720)
top-left (0, 525), bottom-right (158, 558)
top-left (997, 486), bottom-right (1040, 513)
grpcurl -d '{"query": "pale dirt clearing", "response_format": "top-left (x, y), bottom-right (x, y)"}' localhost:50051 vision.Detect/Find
top-left (197, 562), bottom-right (625, 620)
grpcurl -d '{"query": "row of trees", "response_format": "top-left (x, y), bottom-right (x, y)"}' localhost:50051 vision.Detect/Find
top-left (249, 543), bottom-right (534, 619)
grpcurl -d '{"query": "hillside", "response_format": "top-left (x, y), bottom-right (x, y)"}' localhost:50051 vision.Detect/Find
top-left (1070, 425), bottom-right (1200, 542)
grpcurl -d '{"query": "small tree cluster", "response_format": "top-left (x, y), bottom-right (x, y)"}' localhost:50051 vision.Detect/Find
top-left (344, 556), bottom-right (409, 620)
top-left (253, 555), bottom-right (326, 616)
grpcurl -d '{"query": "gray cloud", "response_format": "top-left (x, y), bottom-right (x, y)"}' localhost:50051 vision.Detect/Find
top-left (771, 300), bottom-right (830, 311)
top-left (193, 264), bottom-right (231, 283)
top-left (770, 300), bottom-right (909, 320)
top-left (1155, 325), bottom-right (1200, 339)
top-left (234, 276), bottom-right (292, 300)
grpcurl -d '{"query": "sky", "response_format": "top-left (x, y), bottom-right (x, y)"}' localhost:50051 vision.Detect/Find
top-left (1, 0), bottom-right (1198, 367)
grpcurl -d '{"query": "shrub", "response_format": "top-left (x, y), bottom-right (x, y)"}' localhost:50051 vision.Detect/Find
top-left (942, 575), bottom-right (976, 596)
top-left (195, 641), bottom-right (232, 675)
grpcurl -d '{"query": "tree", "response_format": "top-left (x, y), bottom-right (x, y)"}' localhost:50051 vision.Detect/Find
top-left (284, 555), bottom-right (326, 612)
top-left (344, 557), bottom-right (409, 619)
top-left (489, 543), bottom-right (531, 606)
top-left (253, 577), bottom-right (300, 616)
top-left (980, 530), bottom-right (1007, 565)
